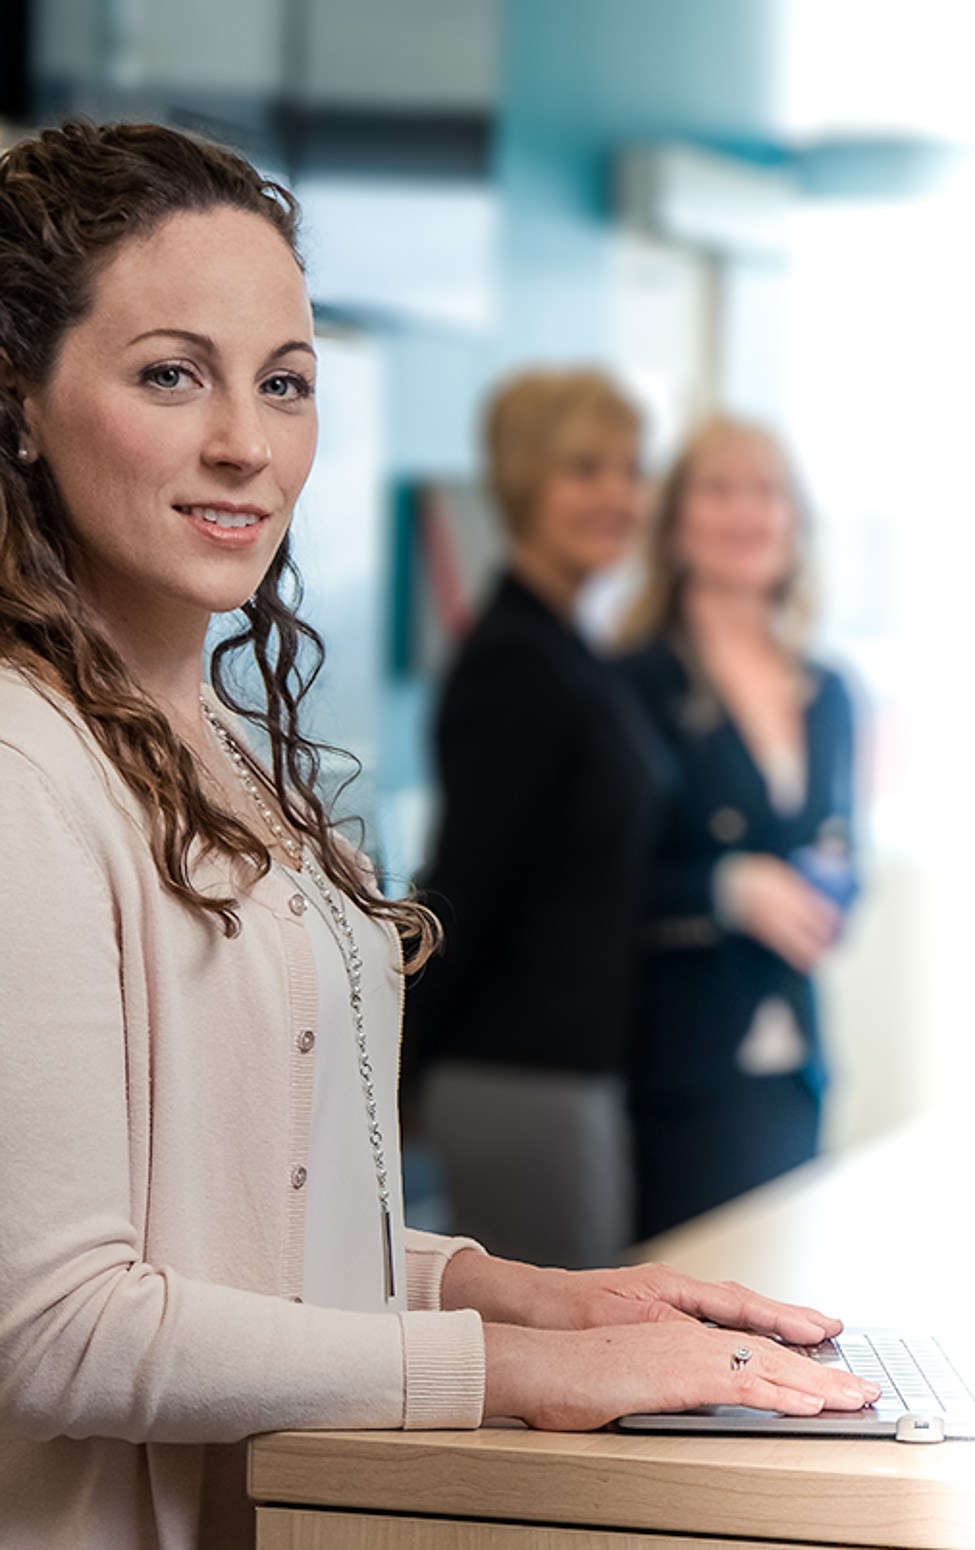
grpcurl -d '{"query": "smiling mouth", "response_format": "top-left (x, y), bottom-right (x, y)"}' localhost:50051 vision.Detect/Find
top-left (176, 504), bottom-right (267, 530)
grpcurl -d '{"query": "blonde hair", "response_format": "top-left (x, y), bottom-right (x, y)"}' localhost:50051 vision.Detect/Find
top-left (619, 415), bottom-right (815, 652)
top-left (483, 368), bottom-right (642, 538)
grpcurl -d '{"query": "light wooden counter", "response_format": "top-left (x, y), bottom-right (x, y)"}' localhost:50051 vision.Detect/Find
top-left (250, 1419), bottom-right (975, 1549)
top-left (250, 1113), bottom-right (975, 1550)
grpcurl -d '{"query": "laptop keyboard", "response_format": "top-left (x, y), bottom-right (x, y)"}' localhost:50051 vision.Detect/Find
top-left (812, 1331), bottom-right (975, 1414)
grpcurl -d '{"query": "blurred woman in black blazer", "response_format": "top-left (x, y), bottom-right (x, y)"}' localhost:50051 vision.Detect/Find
top-left (616, 416), bottom-right (857, 1241)
top-left (403, 370), bottom-right (657, 1268)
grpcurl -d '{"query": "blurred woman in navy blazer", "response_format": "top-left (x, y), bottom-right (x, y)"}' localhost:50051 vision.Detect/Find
top-left (616, 416), bottom-right (857, 1241)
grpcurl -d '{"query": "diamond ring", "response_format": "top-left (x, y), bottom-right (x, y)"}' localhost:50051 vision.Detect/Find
top-left (731, 1346), bottom-right (753, 1371)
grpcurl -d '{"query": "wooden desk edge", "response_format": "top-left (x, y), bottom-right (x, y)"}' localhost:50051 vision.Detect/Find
top-left (248, 1427), bottom-right (975, 1550)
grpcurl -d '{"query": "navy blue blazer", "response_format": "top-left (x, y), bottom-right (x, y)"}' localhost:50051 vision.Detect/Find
top-left (615, 636), bottom-right (856, 1099)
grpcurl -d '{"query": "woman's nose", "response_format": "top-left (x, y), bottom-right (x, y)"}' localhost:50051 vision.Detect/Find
top-left (201, 391), bottom-right (271, 473)
top-left (601, 469), bottom-right (640, 506)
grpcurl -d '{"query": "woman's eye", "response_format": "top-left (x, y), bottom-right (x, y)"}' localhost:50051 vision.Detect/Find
top-left (262, 372), bottom-right (313, 401)
top-left (141, 363), bottom-right (195, 391)
top-left (564, 456), bottom-right (599, 480)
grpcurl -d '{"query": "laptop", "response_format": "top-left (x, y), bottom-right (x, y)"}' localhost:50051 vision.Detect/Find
top-left (617, 1328), bottom-right (975, 1442)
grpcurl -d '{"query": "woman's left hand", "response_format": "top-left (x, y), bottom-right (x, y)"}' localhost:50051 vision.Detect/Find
top-left (442, 1251), bottom-right (842, 1347)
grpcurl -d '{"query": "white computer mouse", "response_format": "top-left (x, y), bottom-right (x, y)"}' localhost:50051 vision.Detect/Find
top-left (894, 1413), bottom-right (945, 1443)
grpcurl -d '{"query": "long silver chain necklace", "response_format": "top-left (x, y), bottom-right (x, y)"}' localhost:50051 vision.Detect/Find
top-left (199, 696), bottom-right (396, 1302)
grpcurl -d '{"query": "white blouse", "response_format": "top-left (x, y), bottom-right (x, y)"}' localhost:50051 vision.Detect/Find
top-left (275, 863), bottom-right (408, 1314)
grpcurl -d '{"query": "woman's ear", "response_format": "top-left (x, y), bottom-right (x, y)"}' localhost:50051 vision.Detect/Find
top-left (0, 348), bottom-right (24, 400)
top-left (0, 349), bottom-right (38, 462)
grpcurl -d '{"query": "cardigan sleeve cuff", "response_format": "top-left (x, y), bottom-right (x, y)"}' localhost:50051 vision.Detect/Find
top-left (403, 1228), bottom-right (486, 1312)
top-left (400, 1308), bottom-right (485, 1430)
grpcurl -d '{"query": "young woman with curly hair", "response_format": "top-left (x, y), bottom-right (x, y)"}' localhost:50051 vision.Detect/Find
top-left (0, 122), bottom-right (876, 1550)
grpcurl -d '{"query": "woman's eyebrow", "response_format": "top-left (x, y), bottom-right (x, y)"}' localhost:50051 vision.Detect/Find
top-left (266, 340), bottom-right (316, 362)
top-left (125, 330), bottom-right (315, 364)
top-left (127, 327), bottom-right (216, 351)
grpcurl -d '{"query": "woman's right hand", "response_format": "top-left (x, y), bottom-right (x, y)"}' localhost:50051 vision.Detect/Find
top-left (483, 1321), bottom-right (880, 1432)
top-left (716, 854), bottom-right (842, 973)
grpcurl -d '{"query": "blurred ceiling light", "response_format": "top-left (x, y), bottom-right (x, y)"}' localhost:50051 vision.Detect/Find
top-left (617, 145), bottom-right (795, 256)
top-left (775, 0), bottom-right (975, 142)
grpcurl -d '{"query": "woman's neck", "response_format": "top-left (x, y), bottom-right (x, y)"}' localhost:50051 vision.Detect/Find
top-left (509, 545), bottom-right (582, 621)
top-left (682, 579), bottom-right (804, 763)
top-left (683, 580), bottom-right (775, 652)
top-left (87, 596), bottom-right (212, 751)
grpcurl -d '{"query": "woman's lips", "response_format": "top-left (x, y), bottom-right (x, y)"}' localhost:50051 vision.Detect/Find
top-left (175, 503), bottom-right (270, 542)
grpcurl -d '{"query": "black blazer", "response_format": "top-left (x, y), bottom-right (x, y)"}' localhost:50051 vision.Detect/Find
top-left (403, 572), bottom-right (657, 1084)
top-left (615, 636), bottom-right (856, 1098)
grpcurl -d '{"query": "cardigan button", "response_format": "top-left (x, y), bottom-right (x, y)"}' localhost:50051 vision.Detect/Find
top-left (291, 1165), bottom-right (308, 1190)
top-left (288, 893), bottom-right (308, 916)
top-left (297, 1029), bottom-right (316, 1054)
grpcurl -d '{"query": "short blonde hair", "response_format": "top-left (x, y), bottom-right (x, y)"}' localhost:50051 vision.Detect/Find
top-left (619, 415), bottom-right (815, 652)
top-left (483, 368), bottom-right (643, 538)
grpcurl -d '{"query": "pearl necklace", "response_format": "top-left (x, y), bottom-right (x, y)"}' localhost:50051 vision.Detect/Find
top-left (200, 696), bottom-right (396, 1302)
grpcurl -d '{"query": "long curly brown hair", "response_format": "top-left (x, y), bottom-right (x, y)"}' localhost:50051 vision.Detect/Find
top-left (0, 120), bottom-right (437, 967)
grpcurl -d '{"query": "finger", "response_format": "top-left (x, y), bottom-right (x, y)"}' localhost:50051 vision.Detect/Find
top-left (775, 924), bottom-right (828, 973)
top-left (797, 903), bottom-right (842, 951)
top-left (734, 1374), bottom-right (825, 1414)
top-left (772, 936), bottom-right (818, 974)
top-left (643, 1302), bottom-right (699, 1326)
top-left (739, 1295), bottom-right (844, 1344)
top-left (781, 902), bottom-right (834, 952)
top-left (742, 1335), bottom-right (882, 1409)
top-left (800, 915), bottom-right (841, 956)
top-left (662, 1274), bottom-right (842, 1342)
top-left (766, 1383), bottom-right (870, 1416)
top-left (757, 908), bottom-right (824, 971)
top-left (652, 1268), bottom-right (843, 1343)
top-left (723, 1367), bottom-right (875, 1417)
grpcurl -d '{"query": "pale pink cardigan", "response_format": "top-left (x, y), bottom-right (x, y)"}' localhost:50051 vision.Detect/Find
top-left (0, 668), bottom-right (485, 1550)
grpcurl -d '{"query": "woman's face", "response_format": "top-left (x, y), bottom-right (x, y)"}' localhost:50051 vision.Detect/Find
top-left (21, 206), bottom-right (318, 634)
top-left (672, 434), bottom-right (797, 599)
top-left (523, 432), bottom-right (645, 587)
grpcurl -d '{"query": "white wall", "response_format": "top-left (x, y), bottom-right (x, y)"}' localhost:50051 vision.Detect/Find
top-left (782, 181), bottom-right (975, 1140)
